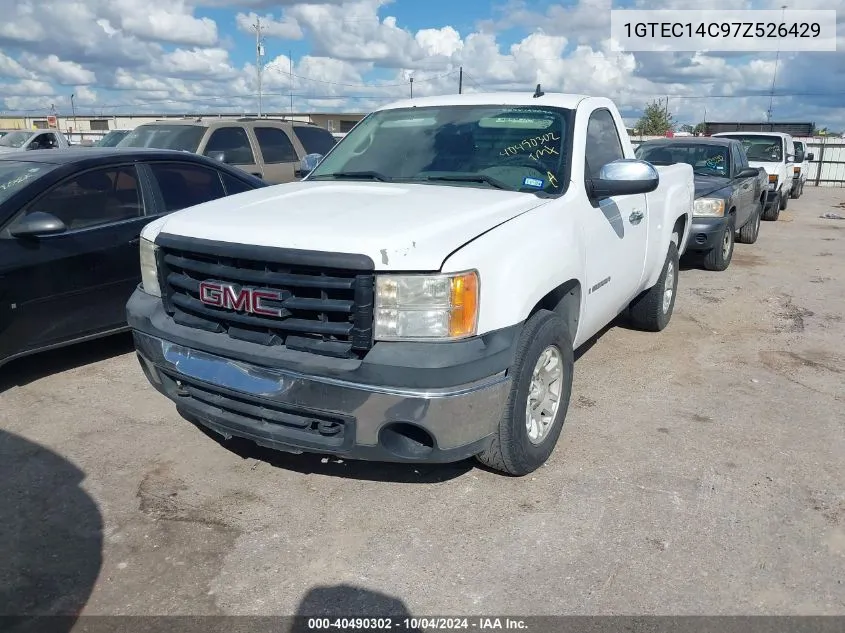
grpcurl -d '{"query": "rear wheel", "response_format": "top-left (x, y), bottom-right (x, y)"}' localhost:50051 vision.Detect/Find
top-left (737, 204), bottom-right (761, 244)
top-left (475, 311), bottom-right (574, 476)
top-left (703, 219), bottom-right (735, 271)
top-left (628, 239), bottom-right (679, 332)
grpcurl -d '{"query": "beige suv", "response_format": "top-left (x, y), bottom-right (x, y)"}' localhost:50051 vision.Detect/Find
top-left (116, 118), bottom-right (337, 184)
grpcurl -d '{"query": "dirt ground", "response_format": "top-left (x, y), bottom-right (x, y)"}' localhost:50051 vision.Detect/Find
top-left (1, 187), bottom-right (843, 619)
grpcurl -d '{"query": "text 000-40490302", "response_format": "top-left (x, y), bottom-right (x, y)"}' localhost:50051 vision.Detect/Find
top-left (609, 9), bottom-right (837, 52)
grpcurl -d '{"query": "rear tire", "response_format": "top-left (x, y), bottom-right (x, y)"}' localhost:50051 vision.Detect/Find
top-left (475, 311), bottom-right (574, 476)
top-left (703, 219), bottom-right (735, 271)
top-left (762, 194), bottom-right (781, 221)
top-left (628, 240), bottom-right (679, 332)
top-left (737, 204), bottom-right (761, 244)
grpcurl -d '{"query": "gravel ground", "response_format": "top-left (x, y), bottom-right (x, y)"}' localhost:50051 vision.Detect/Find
top-left (1, 187), bottom-right (843, 619)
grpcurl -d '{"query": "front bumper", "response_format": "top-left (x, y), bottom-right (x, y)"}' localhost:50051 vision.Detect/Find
top-left (128, 289), bottom-right (514, 464)
top-left (686, 216), bottom-right (730, 251)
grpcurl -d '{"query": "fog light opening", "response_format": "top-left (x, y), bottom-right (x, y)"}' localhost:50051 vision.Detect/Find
top-left (379, 423), bottom-right (435, 459)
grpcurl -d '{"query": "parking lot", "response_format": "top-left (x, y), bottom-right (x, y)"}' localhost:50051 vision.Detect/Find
top-left (2, 187), bottom-right (843, 618)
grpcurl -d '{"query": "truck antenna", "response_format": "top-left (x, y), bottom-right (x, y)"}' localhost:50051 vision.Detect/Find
top-left (533, 84), bottom-right (544, 98)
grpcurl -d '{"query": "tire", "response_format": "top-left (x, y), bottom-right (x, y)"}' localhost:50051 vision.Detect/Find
top-left (628, 239), bottom-right (679, 332)
top-left (780, 188), bottom-right (789, 210)
top-left (703, 219), bottom-right (735, 271)
top-left (762, 194), bottom-right (781, 221)
top-left (737, 203), bottom-right (761, 244)
top-left (475, 310), bottom-right (574, 476)
top-left (791, 180), bottom-right (800, 199)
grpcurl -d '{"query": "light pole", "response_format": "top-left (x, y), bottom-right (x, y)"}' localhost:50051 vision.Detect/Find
top-left (70, 93), bottom-right (77, 132)
top-left (767, 5), bottom-right (787, 123)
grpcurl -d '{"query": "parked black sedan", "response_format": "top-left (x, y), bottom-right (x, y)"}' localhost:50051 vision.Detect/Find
top-left (0, 148), bottom-right (268, 367)
top-left (636, 137), bottom-right (768, 272)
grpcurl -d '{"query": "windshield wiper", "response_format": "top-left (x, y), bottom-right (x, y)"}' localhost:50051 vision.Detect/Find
top-left (310, 170), bottom-right (391, 182)
top-left (420, 173), bottom-right (511, 190)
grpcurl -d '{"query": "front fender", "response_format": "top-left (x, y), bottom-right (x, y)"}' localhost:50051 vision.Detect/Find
top-left (441, 201), bottom-right (585, 339)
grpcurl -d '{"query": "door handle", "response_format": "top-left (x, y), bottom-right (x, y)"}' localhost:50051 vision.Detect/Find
top-left (629, 210), bottom-right (644, 224)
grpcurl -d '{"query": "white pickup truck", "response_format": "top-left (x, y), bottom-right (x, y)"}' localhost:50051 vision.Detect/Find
top-left (127, 91), bottom-right (694, 476)
top-left (713, 131), bottom-right (795, 220)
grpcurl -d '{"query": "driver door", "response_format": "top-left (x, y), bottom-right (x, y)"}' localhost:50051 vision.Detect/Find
top-left (582, 109), bottom-right (650, 332)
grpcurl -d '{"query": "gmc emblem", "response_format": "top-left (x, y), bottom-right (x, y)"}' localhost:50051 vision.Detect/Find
top-left (198, 281), bottom-right (289, 318)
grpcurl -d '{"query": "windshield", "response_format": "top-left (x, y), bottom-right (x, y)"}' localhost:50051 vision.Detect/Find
top-left (720, 135), bottom-right (783, 162)
top-left (0, 161), bottom-right (56, 205)
top-left (97, 130), bottom-right (130, 147)
top-left (636, 142), bottom-right (730, 177)
top-left (793, 141), bottom-right (805, 162)
top-left (0, 131), bottom-right (34, 148)
top-left (308, 105), bottom-right (572, 194)
top-left (293, 126), bottom-right (337, 156)
top-left (117, 124), bottom-right (206, 152)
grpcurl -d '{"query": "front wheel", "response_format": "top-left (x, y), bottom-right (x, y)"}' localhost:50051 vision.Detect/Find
top-left (780, 189), bottom-right (789, 210)
top-left (628, 240), bottom-right (680, 332)
top-left (475, 310), bottom-right (574, 476)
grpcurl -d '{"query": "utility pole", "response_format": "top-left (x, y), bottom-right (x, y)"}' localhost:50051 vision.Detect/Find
top-left (410, 76), bottom-right (413, 98)
top-left (767, 5), bottom-right (787, 123)
top-left (252, 17), bottom-right (264, 117)
top-left (289, 49), bottom-right (293, 116)
top-left (458, 67), bottom-right (463, 94)
top-left (70, 93), bottom-right (77, 131)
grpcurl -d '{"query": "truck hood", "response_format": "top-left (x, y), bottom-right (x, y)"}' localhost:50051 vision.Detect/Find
top-left (147, 180), bottom-right (551, 271)
top-left (693, 174), bottom-right (731, 199)
top-left (747, 160), bottom-right (782, 177)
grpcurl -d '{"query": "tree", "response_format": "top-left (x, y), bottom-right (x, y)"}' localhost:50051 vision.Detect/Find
top-left (693, 122), bottom-right (706, 135)
top-left (680, 124), bottom-right (694, 133)
top-left (635, 99), bottom-right (675, 135)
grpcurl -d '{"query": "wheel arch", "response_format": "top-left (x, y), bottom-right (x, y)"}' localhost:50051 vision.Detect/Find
top-left (526, 279), bottom-right (581, 340)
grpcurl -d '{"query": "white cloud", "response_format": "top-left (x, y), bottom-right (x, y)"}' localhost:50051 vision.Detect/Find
top-left (20, 54), bottom-right (97, 85)
top-left (154, 48), bottom-right (238, 79)
top-left (0, 53), bottom-right (30, 80)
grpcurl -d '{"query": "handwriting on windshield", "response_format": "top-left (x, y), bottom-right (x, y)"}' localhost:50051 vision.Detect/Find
top-left (500, 132), bottom-right (560, 157)
top-left (546, 171), bottom-right (559, 188)
top-left (529, 145), bottom-right (559, 161)
top-left (0, 173), bottom-right (35, 192)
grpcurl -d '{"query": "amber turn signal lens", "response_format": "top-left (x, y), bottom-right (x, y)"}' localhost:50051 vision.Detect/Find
top-left (448, 271), bottom-right (479, 338)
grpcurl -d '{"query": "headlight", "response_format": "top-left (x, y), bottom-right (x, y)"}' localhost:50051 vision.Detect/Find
top-left (693, 198), bottom-right (725, 218)
top-left (768, 174), bottom-right (778, 190)
top-left (374, 271), bottom-right (479, 340)
top-left (139, 237), bottom-right (161, 297)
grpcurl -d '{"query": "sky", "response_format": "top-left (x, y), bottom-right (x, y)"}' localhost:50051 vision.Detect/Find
top-left (0, 0), bottom-right (843, 129)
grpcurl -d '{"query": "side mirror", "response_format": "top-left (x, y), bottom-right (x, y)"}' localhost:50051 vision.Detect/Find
top-left (807, 153), bottom-right (815, 161)
top-left (590, 159), bottom-right (659, 198)
top-left (295, 153), bottom-right (323, 179)
top-left (786, 154), bottom-right (795, 163)
top-left (9, 211), bottom-right (67, 238)
top-left (207, 150), bottom-right (229, 163)
top-left (737, 167), bottom-right (760, 178)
